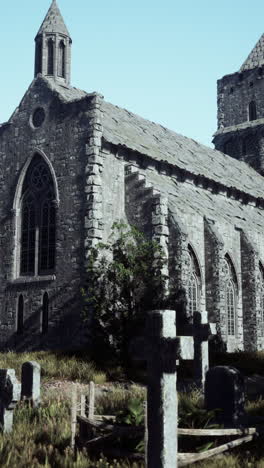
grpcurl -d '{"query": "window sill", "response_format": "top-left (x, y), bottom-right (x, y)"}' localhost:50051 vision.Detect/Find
top-left (9, 275), bottom-right (56, 285)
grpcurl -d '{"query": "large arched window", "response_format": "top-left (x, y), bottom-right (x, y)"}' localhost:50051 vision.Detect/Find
top-left (258, 263), bottom-right (264, 338)
top-left (47, 39), bottom-right (54, 75)
top-left (223, 256), bottom-right (238, 336)
top-left (17, 295), bottom-right (24, 335)
top-left (20, 155), bottom-right (56, 276)
top-left (249, 101), bottom-right (257, 121)
top-left (58, 41), bottom-right (65, 78)
top-left (186, 246), bottom-right (201, 319)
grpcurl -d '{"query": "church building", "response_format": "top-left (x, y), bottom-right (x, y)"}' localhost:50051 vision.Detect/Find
top-left (1, 0), bottom-right (264, 352)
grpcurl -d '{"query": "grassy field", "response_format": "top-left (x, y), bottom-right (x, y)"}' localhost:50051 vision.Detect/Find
top-left (0, 351), bottom-right (106, 384)
top-left (1, 350), bottom-right (264, 466)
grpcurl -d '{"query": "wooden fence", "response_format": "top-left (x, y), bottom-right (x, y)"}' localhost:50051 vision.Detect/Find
top-left (71, 380), bottom-right (261, 467)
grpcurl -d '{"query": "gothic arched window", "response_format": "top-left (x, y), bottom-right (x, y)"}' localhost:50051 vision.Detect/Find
top-left (20, 154), bottom-right (56, 276)
top-left (47, 39), bottom-right (54, 75)
top-left (42, 292), bottom-right (49, 334)
top-left (58, 41), bottom-right (65, 78)
top-left (223, 256), bottom-right (238, 336)
top-left (249, 101), bottom-right (257, 121)
top-left (17, 295), bottom-right (24, 335)
top-left (186, 246), bottom-right (201, 318)
top-left (258, 263), bottom-right (264, 337)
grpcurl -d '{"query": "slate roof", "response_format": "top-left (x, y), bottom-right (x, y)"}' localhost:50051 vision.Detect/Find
top-left (240, 34), bottom-right (264, 71)
top-left (45, 78), bottom-right (89, 103)
top-left (20, 76), bottom-right (264, 202)
top-left (101, 100), bottom-right (264, 199)
top-left (36, 0), bottom-right (70, 38)
top-left (145, 170), bottom-right (264, 240)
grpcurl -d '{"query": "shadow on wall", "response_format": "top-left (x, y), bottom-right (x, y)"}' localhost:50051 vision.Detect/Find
top-left (1, 283), bottom-right (89, 352)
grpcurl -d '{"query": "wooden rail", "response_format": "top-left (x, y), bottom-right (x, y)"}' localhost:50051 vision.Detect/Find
top-left (72, 381), bottom-right (263, 467)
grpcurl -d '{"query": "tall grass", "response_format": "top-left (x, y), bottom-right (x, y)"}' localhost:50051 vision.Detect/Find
top-left (96, 385), bottom-right (146, 415)
top-left (0, 351), bottom-right (106, 384)
top-left (0, 391), bottom-right (143, 468)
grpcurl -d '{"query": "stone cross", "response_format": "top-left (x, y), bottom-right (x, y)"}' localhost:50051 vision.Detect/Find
top-left (205, 366), bottom-right (246, 428)
top-left (193, 311), bottom-right (216, 389)
top-left (146, 309), bottom-right (178, 468)
top-left (21, 361), bottom-right (41, 407)
top-left (0, 369), bottom-right (21, 433)
top-left (131, 310), bottom-right (216, 391)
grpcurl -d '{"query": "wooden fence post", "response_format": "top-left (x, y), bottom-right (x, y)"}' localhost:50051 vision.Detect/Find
top-left (144, 400), bottom-right (148, 466)
top-left (80, 394), bottom-right (86, 417)
top-left (89, 381), bottom-right (95, 420)
top-left (71, 384), bottom-right (77, 449)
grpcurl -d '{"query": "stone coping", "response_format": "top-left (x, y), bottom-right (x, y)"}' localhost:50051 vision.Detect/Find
top-left (9, 275), bottom-right (56, 285)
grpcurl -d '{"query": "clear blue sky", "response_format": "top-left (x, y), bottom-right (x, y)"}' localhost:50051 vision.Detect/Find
top-left (1, 0), bottom-right (264, 146)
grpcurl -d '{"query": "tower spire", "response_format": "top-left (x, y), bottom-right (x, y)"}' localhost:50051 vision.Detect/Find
top-left (34, 0), bottom-right (72, 86)
top-left (240, 34), bottom-right (264, 71)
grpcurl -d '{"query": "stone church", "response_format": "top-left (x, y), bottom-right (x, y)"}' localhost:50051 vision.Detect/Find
top-left (1, 0), bottom-right (264, 352)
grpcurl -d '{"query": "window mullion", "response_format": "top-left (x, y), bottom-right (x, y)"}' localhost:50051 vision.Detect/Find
top-left (35, 225), bottom-right (39, 276)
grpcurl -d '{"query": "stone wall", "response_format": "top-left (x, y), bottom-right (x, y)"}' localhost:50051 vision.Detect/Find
top-left (214, 66), bottom-right (264, 173)
top-left (217, 67), bottom-right (264, 129)
top-left (0, 79), bottom-right (99, 350)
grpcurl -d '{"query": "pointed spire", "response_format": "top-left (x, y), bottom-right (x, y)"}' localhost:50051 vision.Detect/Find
top-left (36, 0), bottom-right (70, 38)
top-left (240, 34), bottom-right (264, 71)
top-left (34, 0), bottom-right (72, 85)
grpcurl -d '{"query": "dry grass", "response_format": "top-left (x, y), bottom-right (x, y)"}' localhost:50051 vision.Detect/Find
top-left (0, 351), bottom-right (106, 384)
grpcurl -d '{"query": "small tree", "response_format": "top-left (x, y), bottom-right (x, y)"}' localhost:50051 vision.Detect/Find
top-left (82, 222), bottom-right (167, 365)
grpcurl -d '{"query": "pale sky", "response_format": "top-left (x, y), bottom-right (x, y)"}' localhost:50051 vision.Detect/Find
top-left (1, 0), bottom-right (264, 147)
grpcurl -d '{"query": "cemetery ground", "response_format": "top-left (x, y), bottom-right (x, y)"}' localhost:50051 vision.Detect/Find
top-left (2, 351), bottom-right (264, 467)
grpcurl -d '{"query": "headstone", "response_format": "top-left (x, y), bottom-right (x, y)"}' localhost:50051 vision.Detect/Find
top-left (0, 369), bottom-right (21, 433)
top-left (131, 311), bottom-right (216, 392)
top-left (205, 366), bottom-right (246, 427)
top-left (193, 311), bottom-right (216, 389)
top-left (21, 361), bottom-right (41, 407)
top-left (146, 309), bottom-right (178, 468)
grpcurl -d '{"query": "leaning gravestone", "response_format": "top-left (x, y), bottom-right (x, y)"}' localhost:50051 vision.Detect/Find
top-left (0, 369), bottom-right (21, 433)
top-left (21, 361), bottom-right (41, 407)
top-left (205, 366), bottom-right (245, 427)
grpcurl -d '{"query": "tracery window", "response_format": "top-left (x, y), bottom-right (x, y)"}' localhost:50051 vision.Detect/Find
top-left (223, 256), bottom-right (238, 336)
top-left (20, 155), bottom-right (56, 276)
top-left (58, 41), bottom-right (65, 78)
top-left (249, 101), bottom-right (257, 121)
top-left (258, 263), bottom-right (264, 337)
top-left (17, 295), bottom-right (24, 335)
top-left (186, 246), bottom-right (201, 318)
top-left (47, 39), bottom-right (54, 75)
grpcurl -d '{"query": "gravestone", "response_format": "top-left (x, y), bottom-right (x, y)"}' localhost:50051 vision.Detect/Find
top-left (130, 310), bottom-right (216, 391)
top-left (146, 309), bottom-right (178, 468)
top-left (21, 361), bottom-right (41, 407)
top-left (0, 369), bottom-right (21, 433)
top-left (193, 311), bottom-right (216, 388)
top-left (205, 366), bottom-right (246, 427)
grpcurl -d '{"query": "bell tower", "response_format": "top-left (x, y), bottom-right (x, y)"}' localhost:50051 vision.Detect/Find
top-left (34, 0), bottom-right (72, 86)
top-left (213, 34), bottom-right (264, 175)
